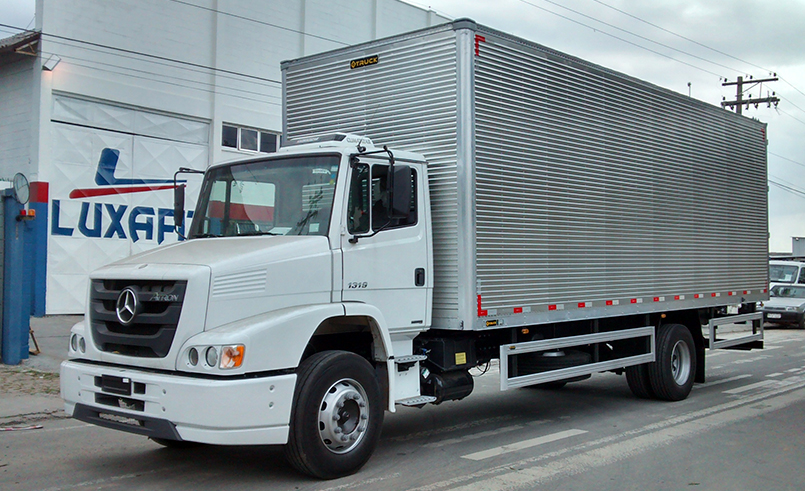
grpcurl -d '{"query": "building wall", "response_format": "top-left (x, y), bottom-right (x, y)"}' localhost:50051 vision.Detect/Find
top-left (0, 54), bottom-right (35, 180)
top-left (25, 0), bottom-right (448, 313)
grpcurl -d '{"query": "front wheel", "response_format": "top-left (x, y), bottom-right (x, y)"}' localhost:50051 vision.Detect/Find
top-left (647, 324), bottom-right (696, 401)
top-left (285, 351), bottom-right (383, 479)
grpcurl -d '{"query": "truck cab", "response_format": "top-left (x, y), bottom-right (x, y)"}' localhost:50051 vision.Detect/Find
top-left (61, 134), bottom-right (432, 478)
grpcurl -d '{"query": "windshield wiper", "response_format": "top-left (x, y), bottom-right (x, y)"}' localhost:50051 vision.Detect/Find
top-left (237, 231), bottom-right (282, 237)
top-left (291, 209), bottom-right (319, 234)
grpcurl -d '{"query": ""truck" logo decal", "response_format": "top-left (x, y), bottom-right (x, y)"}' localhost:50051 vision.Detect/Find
top-left (350, 55), bottom-right (379, 70)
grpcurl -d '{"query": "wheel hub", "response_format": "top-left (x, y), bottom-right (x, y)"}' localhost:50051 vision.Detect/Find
top-left (318, 378), bottom-right (369, 454)
top-left (670, 340), bottom-right (692, 385)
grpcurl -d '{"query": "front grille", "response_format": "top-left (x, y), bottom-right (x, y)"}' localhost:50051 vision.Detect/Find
top-left (90, 279), bottom-right (187, 358)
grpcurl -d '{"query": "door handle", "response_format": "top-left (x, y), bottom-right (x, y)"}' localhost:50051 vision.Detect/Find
top-left (415, 268), bottom-right (425, 287)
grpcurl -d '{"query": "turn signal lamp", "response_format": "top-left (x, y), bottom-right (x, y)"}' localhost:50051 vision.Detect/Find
top-left (220, 345), bottom-right (245, 369)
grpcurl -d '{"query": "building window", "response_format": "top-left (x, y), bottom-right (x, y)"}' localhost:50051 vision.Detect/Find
top-left (222, 124), bottom-right (280, 153)
top-left (222, 125), bottom-right (238, 148)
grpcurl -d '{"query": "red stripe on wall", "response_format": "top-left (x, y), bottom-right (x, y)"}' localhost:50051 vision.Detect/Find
top-left (29, 181), bottom-right (49, 203)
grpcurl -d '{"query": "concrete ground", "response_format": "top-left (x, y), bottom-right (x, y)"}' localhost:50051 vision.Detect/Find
top-left (0, 315), bottom-right (80, 428)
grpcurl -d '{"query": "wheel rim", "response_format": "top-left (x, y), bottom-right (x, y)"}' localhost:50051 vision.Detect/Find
top-left (317, 378), bottom-right (370, 454)
top-left (670, 340), bottom-right (692, 385)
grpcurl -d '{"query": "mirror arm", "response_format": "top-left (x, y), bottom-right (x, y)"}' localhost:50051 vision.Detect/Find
top-left (173, 167), bottom-right (205, 239)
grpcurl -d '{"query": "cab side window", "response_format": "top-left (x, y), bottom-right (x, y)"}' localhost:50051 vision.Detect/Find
top-left (347, 163), bottom-right (417, 235)
top-left (798, 267), bottom-right (805, 284)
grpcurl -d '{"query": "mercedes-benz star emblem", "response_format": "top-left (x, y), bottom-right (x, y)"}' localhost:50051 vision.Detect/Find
top-left (116, 287), bottom-right (139, 325)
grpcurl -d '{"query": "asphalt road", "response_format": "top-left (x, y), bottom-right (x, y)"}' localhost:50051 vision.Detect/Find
top-left (4, 328), bottom-right (805, 491)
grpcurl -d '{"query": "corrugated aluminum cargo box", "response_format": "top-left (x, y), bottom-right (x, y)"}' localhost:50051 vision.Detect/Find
top-left (281, 19), bottom-right (769, 331)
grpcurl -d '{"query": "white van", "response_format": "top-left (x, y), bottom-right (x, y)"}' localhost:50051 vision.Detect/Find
top-left (769, 260), bottom-right (805, 288)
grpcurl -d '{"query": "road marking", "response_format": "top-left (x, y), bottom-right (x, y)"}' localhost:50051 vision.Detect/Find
top-left (767, 373), bottom-right (784, 378)
top-left (693, 374), bottom-right (752, 389)
top-left (461, 429), bottom-right (587, 461)
top-left (387, 415), bottom-right (518, 442)
top-left (424, 424), bottom-right (530, 449)
top-left (40, 471), bottom-right (160, 491)
top-left (321, 473), bottom-right (402, 491)
top-left (412, 382), bottom-right (805, 491)
top-left (723, 379), bottom-right (778, 394)
top-left (786, 368), bottom-right (803, 373)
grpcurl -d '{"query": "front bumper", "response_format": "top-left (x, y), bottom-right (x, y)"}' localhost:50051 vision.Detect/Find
top-left (762, 310), bottom-right (803, 325)
top-left (61, 360), bottom-right (296, 445)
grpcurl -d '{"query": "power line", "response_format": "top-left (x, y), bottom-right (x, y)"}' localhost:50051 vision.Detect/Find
top-left (770, 153), bottom-right (805, 170)
top-left (514, 0), bottom-right (723, 77)
top-left (42, 50), bottom-right (280, 105)
top-left (589, 0), bottom-right (774, 75)
top-left (165, 0), bottom-right (349, 47)
top-left (0, 23), bottom-right (282, 85)
top-left (528, 0), bottom-right (742, 74)
top-left (769, 178), bottom-right (805, 200)
top-left (778, 95), bottom-right (805, 115)
top-left (781, 77), bottom-right (805, 98)
top-left (65, 59), bottom-right (280, 107)
top-left (38, 36), bottom-right (282, 95)
top-left (777, 107), bottom-right (805, 128)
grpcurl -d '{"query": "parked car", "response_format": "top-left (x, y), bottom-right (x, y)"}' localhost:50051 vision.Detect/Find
top-left (760, 285), bottom-right (805, 329)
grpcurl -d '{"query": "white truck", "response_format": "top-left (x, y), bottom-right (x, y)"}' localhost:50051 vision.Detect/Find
top-left (61, 19), bottom-right (768, 479)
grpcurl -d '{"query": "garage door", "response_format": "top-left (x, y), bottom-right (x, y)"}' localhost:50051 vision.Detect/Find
top-left (47, 96), bottom-right (209, 314)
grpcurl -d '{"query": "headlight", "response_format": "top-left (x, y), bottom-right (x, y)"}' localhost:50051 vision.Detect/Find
top-left (188, 348), bottom-right (199, 366)
top-left (205, 347), bottom-right (218, 367)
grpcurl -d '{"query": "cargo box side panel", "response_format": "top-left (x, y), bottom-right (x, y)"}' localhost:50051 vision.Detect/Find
top-left (472, 31), bottom-right (768, 329)
top-left (283, 27), bottom-right (464, 325)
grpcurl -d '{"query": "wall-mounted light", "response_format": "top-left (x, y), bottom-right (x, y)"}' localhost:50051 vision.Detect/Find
top-left (42, 54), bottom-right (61, 71)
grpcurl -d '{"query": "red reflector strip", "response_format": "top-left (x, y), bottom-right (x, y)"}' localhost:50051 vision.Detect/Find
top-left (514, 307), bottom-right (523, 314)
top-left (654, 297), bottom-right (661, 302)
top-left (549, 305), bottom-right (557, 311)
top-left (606, 300), bottom-right (613, 306)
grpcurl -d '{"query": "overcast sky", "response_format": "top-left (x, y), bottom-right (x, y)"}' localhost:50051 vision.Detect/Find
top-left (2, 0), bottom-right (804, 253)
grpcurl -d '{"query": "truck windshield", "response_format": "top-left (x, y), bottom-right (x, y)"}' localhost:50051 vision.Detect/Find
top-left (190, 155), bottom-right (339, 238)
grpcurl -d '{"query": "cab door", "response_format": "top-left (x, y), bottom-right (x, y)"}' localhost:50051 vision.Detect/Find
top-left (340, 161), bottom-right (429, 330)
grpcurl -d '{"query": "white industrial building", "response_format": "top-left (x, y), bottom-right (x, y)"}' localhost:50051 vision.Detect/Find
top-left (0, 0), bottom-right (448, 314)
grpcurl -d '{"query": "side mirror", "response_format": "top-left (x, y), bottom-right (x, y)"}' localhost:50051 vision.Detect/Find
top-left (390, 165), bottom-right (411, 220)
top-left (174, 184), bottom-right (186, 228)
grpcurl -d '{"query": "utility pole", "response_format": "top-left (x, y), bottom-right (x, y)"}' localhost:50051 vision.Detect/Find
top-left (722, 75), bottom-right (779, 115)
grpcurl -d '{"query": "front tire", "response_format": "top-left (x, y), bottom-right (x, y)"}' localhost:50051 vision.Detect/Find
top-left (647, 324), bottom-right (696, 401)
top-left (285, 351), bottom-right (383, 479)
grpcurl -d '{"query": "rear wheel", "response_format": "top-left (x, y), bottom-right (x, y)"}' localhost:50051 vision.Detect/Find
top-left (285, 351), bottom-right (383, 479)
top-left (625, 363), bottom-right (655, 399)
top-left (647, 324), bottom-right (696, 401)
